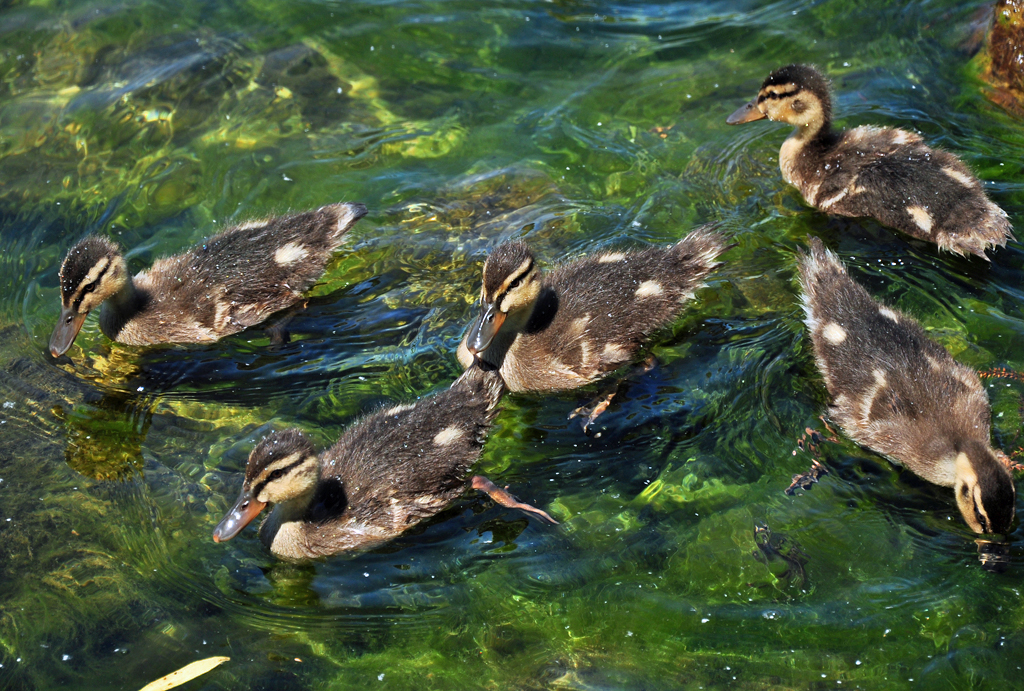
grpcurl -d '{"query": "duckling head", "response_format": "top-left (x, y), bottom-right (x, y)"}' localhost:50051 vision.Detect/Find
top-left (212, 429), bottom-right (319, 543)
top-left (953, 440), bottom-right (1016, 534)
top-left (50, 235), bottom-right (131, 357)
top-left (466, 240), bottom-right (542, 357)
top-left (726, 64), bottom-right (832, 135)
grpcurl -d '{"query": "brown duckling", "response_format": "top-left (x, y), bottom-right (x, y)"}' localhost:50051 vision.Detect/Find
top-left (49, 202), bottom-right (367, 357)
top-left (798, 237), bottom-right (1016, 533)
top-left (212, 366), bottom-right (556, 560)
top-left (456, 226), bottom-right (727, 392)
top-left (728, 64), bottom-right (1013, 259)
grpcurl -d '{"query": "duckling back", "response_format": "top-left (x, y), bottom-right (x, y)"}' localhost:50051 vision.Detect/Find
top-left (105, 202), bottom-right (367, 345)
top-left (798, 238), bottom-right (1015, 532)
top-left (804, 130), bottom-right (1012, 259)
top-left (799, 237), bottom-right (988, 456)
top-left (496, 225), bottom-right (727, 391)
top-left (263, 366), bottom-right (505, 558)
top-left (727, 64), bottom-right (1012, 259)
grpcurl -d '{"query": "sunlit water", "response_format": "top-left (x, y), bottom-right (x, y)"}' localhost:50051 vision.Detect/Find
top-left (2, 0), bottom-right (1024, 688)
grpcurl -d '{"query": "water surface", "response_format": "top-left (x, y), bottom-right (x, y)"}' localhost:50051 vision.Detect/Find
top-left (2, 0), bottom-right (1024, 689)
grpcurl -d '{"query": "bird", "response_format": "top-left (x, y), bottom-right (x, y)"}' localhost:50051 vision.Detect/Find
top-left (798, 236), bottom-right (1016, 534)
top-left (49, 201), bottom-right (368, 357)
top-left (727, 64), bottom-right (1013, 259)
top-left (456, 226), bottom-right (727, 393)
top-left (211, 365), bottom-right (557, 560)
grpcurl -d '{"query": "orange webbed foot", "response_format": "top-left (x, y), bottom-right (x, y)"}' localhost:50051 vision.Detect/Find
top-left (472, 475), bottom-right (559, 525)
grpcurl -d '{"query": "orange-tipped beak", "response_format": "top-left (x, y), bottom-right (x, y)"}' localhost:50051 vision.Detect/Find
top-left (466, 302), bottom-right (506, 355)
top-left (212, 487), bottom-right (267, 543)
top-left (726, 99), bottom-right (766, 125)
top-left (49, 308), bottom-right (87, 357)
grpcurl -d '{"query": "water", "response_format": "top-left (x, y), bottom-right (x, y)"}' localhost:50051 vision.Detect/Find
top-left (1, 0), bottom-right (1023, 688)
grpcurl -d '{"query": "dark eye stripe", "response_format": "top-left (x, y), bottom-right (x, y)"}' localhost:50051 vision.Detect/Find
top-left (253, 458), bottom-right (305, 496)
top-left (760, 87), bottom-right (801, 102)
top-left (499, 260), bottom-right (532, 301)
top-left (71, 265), bottom-right (108, 312)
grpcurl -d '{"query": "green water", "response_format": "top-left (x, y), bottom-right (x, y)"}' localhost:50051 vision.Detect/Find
top-left (2, 0), bottom-right (1024, 688)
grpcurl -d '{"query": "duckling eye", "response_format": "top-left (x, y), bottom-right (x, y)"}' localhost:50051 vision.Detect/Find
top-left (82, 280), bottom-right (98, 294)
top-left (269, 469), bottom-right (286, 481)
top-left (508, 274), bottom-right (527, 291)
top-left (974, 505), bottom-right (990, 532)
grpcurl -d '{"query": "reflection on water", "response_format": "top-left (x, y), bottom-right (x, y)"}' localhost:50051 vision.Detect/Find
top-left (1, 0), bottom-right (1024, 689)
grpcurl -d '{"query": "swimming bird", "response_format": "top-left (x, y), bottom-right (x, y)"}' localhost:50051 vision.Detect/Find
top-left (212, 366), bottom-right (556, 560)
top-left (798, 237), bottom-right (1016, 533)
top-left (456, 226), bottom-right (727, 392)
top-left (49, 202), bottom-right (367, 357)
top-left (728, 64), bottom-right (1013, 259)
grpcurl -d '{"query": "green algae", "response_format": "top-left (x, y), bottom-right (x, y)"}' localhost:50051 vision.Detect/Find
top-left (1, 0), bottom-right (1024, 689)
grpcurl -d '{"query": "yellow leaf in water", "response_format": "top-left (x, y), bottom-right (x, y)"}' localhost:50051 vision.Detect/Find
top-left (138, 656), bottom-right (230, 691)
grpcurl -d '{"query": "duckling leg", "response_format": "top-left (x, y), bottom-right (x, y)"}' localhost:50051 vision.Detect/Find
top-left (785, 418), bottom-right (839, 495)
top-left (568, 356), bottom-right (657, 435)
top-left (785, 459), bottom-right (829, 495)
top-left (471, 475), bottom-right (558, 524)
top-left (264, 300), bottom-right (309, 345)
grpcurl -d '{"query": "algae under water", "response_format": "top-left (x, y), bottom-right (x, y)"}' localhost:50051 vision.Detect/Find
top-left (2, 0), bottom-right (1024, 689)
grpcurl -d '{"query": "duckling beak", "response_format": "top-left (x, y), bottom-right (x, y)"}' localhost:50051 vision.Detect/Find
top-left (467, 302), bottom-right (505, 355)
top-left (49, 307), bottom-right (87, 358)
top-left (212, 488), bottom-right (267, 543)
top-left (726, 99), bottom-right (766, 125)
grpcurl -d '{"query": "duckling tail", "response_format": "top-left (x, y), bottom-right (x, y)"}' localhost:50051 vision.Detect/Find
top-left (669, 223), bottom-right (730, 291)
top-left (319, 201), bottom-right (368, 241)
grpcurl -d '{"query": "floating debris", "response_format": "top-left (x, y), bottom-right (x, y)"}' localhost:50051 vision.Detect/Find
top-left (138, 656), bottom-right (229, 691)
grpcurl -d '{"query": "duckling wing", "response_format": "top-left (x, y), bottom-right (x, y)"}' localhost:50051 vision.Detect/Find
top-left (799, 239), bottom-right (991, 481)
top-left (317, 368), bottom-right (503, 544)
top-left (815, 132), bottom-right (1010, 258)
top-left (132, 203), bottom-right (366, 341)
top-left (507, 226), bottom-right (726, 391)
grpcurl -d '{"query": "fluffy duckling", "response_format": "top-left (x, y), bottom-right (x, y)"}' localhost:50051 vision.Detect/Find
top-left (456, 226), bottom-right (727, 392)
top-left (49, 202), bottom-right (368, 357)
top-left (212, 366), bottom-right (556, 560)
top-left (728, 64), bottom-right (1013, 259)
top-left (799, 237), bottom-right (1016, 533)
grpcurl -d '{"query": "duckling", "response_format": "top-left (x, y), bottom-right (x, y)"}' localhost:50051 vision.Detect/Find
top-left (49, 202), bottom-right (368, 357)
top-left (798, 237), bottom-right (1016, 533)
top-left (728, 64), bottom-right (1013, 259)
top-left (211, 366), bottom-right (556, 560)
top-left (456, 226), bottom-right (727, 392)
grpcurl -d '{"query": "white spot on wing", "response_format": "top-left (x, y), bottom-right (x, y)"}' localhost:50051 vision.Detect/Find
top-left (602, 343), bottom-right (629, 362)
top-left (941, 166), bottom-right (975, 187)
top-left (891, 131), bottom-right (909, 145)
top-left (274, 242), bottom-right (309, 266)
top-left (236, 220), bottom-right (266, 231)
top-left (433, 426), bottom-right (464, 446)
top-left (598, 253), bottom-right (626, 263)
top-left (878, 307), bottom-right (898, 322)
top-left (821, 322), bottom-right (847, 345)
top-left (819, 188), bottom-right (849, 210)
top-left (906, 206), bottom-right (933, 233)
top-left (635, 280), bottom-right (664, 297)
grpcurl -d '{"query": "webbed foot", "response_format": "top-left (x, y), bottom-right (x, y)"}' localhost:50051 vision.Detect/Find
top-left (785, 459), bottom-right (829, 496)
top-left (568, 391), bottom-right (616, 435)
top-left (472, 475), bottom-right (558, 525)
top-left (568, 356), bottom-right (657, 436)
